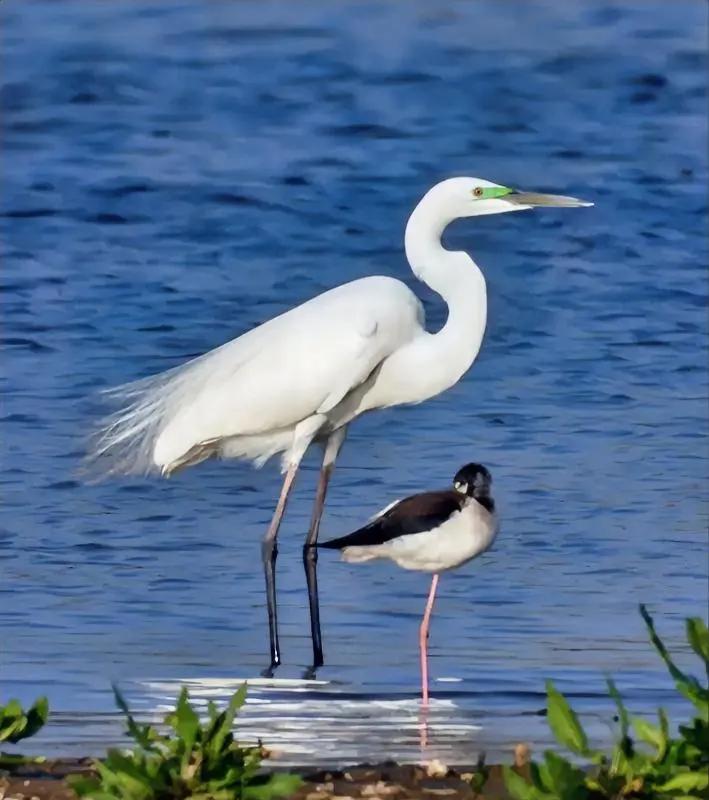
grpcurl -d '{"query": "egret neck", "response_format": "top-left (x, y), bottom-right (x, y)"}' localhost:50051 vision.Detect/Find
top-left (357, 200), bottom-right (487, 412)
top-left (407, 195), bottom-right (487, 366)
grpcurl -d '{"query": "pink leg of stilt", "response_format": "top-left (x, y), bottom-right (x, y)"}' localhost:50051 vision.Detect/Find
top-left (419, 574), bottom-right (440, 707)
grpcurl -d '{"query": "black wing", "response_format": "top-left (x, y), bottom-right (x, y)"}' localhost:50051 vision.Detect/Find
top-left (320, 490), bottom-right (464, 549)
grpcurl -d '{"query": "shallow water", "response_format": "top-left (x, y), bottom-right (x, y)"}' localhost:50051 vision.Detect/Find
top-left (1, 0), bottom-right (707, 766)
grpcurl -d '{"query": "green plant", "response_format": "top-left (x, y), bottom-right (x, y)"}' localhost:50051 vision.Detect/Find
top-left (468, 751), bottom-right (490, 795)
top-left (0, 696), bottom-right (49, 768)
top-left (503, 606), bottom-right (709, 800)
top-left (71, 684), bottom-right (302, 800)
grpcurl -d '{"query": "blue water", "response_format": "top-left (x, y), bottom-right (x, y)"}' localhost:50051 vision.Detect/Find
top-left (1, 0), bottom-right (707, 767)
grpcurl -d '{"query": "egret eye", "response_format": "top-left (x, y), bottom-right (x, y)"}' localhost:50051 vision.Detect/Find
top-left (473, 187), bottom-right (484, 198)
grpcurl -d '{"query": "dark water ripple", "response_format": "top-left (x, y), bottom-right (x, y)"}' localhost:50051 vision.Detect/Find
top-left (1, 0), bottom-right (707, 766)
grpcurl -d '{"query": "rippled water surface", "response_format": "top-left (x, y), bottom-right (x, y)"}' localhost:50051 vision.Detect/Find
top-left (2, 0), bottom-right (707, 766)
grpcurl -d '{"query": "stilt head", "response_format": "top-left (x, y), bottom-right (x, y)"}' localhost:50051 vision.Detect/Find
top-left (452, 463), bottom-right (492, 507)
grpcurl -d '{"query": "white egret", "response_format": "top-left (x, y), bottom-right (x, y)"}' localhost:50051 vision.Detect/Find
top-left (90, 177), bottom-right (591, 675)
top-left (319, 462), bottom-right (498, 706)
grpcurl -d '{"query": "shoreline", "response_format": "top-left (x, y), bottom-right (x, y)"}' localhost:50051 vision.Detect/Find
top-left (1, 754), bottom-right (531, 800)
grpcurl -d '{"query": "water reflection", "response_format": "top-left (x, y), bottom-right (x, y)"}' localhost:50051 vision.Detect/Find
top-left (28, 675), bottom-right (670, 767)
top-left (132, 679), bottom-right (482, 766)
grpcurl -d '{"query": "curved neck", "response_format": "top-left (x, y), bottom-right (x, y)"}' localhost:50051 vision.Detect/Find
top-left (330, 197), bottom-right (489, 422)
top-left (405, 200), bottom-right (453, 296)
top-left (404, 200), bottom-right (487, 376)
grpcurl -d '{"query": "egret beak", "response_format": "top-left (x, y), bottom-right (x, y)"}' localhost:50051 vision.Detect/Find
top-left (506, 191), bottom-right (593, 208)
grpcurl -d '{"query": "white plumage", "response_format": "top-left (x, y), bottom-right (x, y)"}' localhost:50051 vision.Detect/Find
top-left (93, 276), bottom-right (422, 475)
top-left (88, 177), bottom-right (590, 673)
top-left (340, 498), bottom-right (498, 572)
top-left (89, 178), bottom-right (520, 477)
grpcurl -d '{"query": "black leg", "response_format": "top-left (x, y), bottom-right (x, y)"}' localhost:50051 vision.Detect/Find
top-left (303, 544), bottom-right (323, 674)
top-left (302, 424), bottom-right (347, 678)
top-left (260, 462), bottom-right (298, 678)
top-left (302, 462), bottom-right (332, 676)
top-left (262, 539), bottom-right (280, 677)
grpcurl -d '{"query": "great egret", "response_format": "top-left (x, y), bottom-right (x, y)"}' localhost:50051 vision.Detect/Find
top-left (90, 177), bottom-right (591, 675)
top-left (319, 462), bottom-right (498, 706)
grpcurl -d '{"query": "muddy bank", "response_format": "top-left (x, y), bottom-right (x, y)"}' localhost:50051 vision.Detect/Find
top-left (1, 755), bottom-right (531, 800)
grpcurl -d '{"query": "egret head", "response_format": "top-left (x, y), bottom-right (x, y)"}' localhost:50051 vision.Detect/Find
top-left (421, 176), bottom-right (592, 220)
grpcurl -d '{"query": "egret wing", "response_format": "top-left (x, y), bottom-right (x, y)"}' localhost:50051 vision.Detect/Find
top-left (89, 276), bottom-right (423, 475)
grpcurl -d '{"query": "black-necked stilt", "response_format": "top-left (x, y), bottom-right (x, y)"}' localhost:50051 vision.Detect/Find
top-left (320, 463), bottom-right (499, 705)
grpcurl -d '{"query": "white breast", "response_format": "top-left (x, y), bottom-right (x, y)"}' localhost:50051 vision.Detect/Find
top-left (381, 500), bottom-right (498, 573)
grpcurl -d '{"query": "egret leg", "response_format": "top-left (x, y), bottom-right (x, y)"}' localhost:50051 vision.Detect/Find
top-left (302, 464), bottom-right (331, 673)
top-left (261, 462), bottom-right (299, 677)
top-left (261, 414), bottom-right (326, 677)
top-left (419, 573), bottom-right (440, 707)
top-left (303, 427), bottom-right (346, 676)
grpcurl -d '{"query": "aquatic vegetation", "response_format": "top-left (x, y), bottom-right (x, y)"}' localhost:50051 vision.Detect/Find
top-left (504, 606), bottom-right (709, 799)
top-left (467, 752), bottom-right (490, 796)
top-left (0, 695), bottom-right (48, 768)
top-left (70, 684), bottom-right (302, 800)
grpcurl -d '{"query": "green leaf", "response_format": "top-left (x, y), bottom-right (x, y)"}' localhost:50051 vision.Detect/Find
top-left (67, 774), bottom-right (101, 795)
top-left (541, 750), bottom-right (586, 794)
top-left (529, 761), bottom-right (547, 792)
top-left (640, 605), bottom-right (707, 709)
top-left (0, 716), bottom-right (26, 744)
top-left (82, 682), bottom-right (301, 800)
top-left (70, 777), bottom-right (119, 800)
top-left (2, 699), bottom-right (22, 718)
top-left (205, 685), bottom-right (246, 763)
top-left (230, 682), bottom-right (248, 713)
top-left (112, 685), bottom-right (161, 752)
top-left (632, 715), bottom-right (666, 755)
top-left (0, 696), bottom-right (49, 744)
top-left (658, 706), bottom-right (670, 744)
top-left (686, 617), bottom-right (709, 667)
top-left (668, 796), bottom-right (706, 800)
top-left (656, 771), bottom-right (709, 792)
top-left (244, 773), bottom-right (303, 800)
top-left (469, 752), bottom-right (489, 793)
top-left (502, 767), bottom-right (538, 800)
top-left (167, 688), bottom-right (200, 757)
top-left (103, 751), bottom-right (156, 791)
top-left (23, 696), bottom-right (49, 739)
top-left (545, 681), bottom-right (589, 755)
top-left (606, 676), bottom-right (633, 765)
top-left (0, 751), bottom-right (43, 768)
